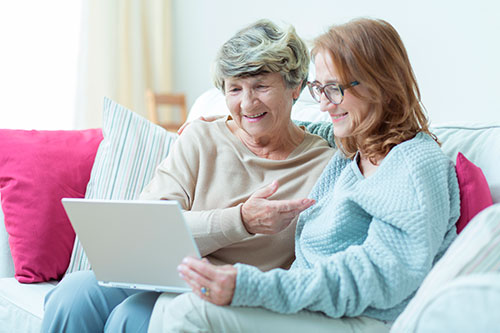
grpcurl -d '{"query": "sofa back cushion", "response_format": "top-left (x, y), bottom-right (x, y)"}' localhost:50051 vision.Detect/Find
top-left (65, 97), bottom-right (177, 274)
top-left (433, 124), bottom-right (500, 205)
top-left (0, 129), bottom-right (103, 283)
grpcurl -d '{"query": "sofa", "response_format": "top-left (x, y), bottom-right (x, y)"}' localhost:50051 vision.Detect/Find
top-left (1, 89), bottom-right (499, 332)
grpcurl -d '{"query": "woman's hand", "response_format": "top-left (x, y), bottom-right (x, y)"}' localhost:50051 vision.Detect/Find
top-left (241, 180), bottom-right (315, 234)
top-left (177, 115), bottom-right (226, 135)
top-left (178, 257), bottom-right (237, 306)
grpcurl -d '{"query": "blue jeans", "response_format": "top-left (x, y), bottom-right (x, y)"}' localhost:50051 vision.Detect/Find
top-left (41, 271), bottom-right (160, 332)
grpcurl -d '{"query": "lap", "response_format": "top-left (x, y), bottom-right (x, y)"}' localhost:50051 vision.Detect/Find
top-left (148, 292), bottom-right (391, 333)
top-left (43, 271), bottom-right (158, 333)
top-left (45, 270), bottom-right (135, 307)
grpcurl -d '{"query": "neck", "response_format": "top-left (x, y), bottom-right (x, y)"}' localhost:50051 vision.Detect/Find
top-left (228, 120), bottom-right (304, 160)
top-left (358, 152), bottom-right (382, 177)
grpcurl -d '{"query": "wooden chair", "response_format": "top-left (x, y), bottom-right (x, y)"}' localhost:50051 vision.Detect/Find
top-left (145, 90), bottom-right (188, 132)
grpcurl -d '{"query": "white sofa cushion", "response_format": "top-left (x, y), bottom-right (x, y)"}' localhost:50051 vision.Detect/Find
top-left (432, 124), bottom-right (500, 204)
top-left (0, 278), bottom-right (57, 333)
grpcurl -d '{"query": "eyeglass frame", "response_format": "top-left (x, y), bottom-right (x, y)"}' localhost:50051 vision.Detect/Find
top-left (307, 80), bottom-right (360, 105)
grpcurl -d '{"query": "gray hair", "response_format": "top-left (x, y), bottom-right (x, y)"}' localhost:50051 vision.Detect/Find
top-left (213, 19), bottom-right (309, 93)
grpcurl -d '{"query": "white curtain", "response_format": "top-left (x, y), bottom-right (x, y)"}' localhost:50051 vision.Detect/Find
top-left (75, 0), bottom-right (172, 129)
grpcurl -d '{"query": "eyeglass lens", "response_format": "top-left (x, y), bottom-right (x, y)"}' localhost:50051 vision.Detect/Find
top-left (309, 83), bottom-right (343, 104)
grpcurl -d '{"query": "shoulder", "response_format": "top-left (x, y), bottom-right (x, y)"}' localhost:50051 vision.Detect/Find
top-left (302, 130), bottom-right (333, 150)
top-left (177, 117), bottom-right (229, 144)
top-left (387, 133), bottom-right (456, 192)
top-left (167, 119), bottom-right (230, 162)
top-left (181, 118), bottom-right (225, 136)
top-left (391, 133), bottom-right (450, 169)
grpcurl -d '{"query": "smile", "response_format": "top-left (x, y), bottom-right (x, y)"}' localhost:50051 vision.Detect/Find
top-left (244, 112), bottom-right (267, 123)
top-left (245, 112), bottom-right (267, 119)
top-left (331, 112), bottom-right (348, 123)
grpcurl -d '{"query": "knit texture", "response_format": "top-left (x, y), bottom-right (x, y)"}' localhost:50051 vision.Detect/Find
top-left (295, 120), bottom-right (334, 147)
top-left (232, 133), bottom-right (460, 321)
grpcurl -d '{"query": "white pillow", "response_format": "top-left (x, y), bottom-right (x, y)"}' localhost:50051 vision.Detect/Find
top-left (65, 97), bottom-right (177, 274)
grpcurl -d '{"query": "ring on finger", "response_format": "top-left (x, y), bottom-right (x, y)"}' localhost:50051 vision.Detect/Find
top-left (200, 286), bottom-right (210, 297)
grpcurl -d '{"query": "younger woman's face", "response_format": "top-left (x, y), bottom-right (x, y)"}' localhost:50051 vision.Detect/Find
top-left (314, 51), bottom-right (370, 138)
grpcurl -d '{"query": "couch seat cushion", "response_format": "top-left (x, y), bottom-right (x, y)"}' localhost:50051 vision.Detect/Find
top-left (0, 277), bottom-right (57, 332)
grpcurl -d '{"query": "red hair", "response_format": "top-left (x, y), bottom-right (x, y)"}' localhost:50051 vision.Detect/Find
top-left (312, 18), bottom-right (437, 162)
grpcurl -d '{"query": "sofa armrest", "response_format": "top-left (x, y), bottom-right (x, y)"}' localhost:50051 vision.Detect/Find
top-left (409, 273), bottom-right (500, 332)
top-left (391, 204), bottom-right (500, 332)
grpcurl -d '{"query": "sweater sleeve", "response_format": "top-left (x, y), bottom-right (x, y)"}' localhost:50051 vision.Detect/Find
top-left (293, 120), bottom-right (335, 147)
top-left (231, 146), bottom-right (460, 320)
top-left (182, 206), bottom-right (252, 256)
top-left (139, 125), bottom-right (252, 256)
top-left (232, 216), bottom-right (427, 320)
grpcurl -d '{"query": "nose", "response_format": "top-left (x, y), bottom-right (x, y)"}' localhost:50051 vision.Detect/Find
top-left (241, 89), bottom-right (258, 110)
top-left (319, 92), bottom-right (337, 113)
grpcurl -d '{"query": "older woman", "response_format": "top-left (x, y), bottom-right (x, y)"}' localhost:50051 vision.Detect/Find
top-left (150, 18), bottom-right (461, 332)
top-left (41, 20), bottom-right (334, 332)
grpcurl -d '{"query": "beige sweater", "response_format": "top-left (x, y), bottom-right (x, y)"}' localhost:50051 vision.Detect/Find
top-left (140, 118), bottom-right (334, 271)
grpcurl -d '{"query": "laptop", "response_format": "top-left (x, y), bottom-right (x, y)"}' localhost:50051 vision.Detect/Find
top-left (61, 198), bottom-right (201, 293)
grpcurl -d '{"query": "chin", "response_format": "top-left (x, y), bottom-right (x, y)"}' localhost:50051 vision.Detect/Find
top-left (331, 123), bottom-right (348, 137)
top-left (243, 126), bottom-right (266, 138)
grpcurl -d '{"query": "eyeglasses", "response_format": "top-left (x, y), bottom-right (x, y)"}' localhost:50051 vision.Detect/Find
top-left (307, 80), bottom-right (359, 105)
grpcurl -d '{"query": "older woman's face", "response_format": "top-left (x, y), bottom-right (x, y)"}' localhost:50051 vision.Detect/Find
top-left (224, 72), bottom-right (301, 141)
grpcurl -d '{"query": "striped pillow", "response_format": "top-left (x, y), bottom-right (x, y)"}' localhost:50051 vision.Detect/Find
top-left (391, 204), bottom-right (500, 332)
top-left (65, 97), bottom-right (177, 274)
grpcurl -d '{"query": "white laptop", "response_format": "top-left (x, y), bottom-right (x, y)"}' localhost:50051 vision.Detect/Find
top-left (61, 198), bottom-right (201, 293)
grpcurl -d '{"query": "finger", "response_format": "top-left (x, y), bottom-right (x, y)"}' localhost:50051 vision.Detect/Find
top-left (271, 198), bottom-right (315, 213)
top-left (183, 257), bottom-right (219, 280)
top-left (189, 278), bottom-right (208, 300)
top-left (179, 267), bottom-right (200, 290)
top-left (178, 265), bottom-right (203, 294)
top-left (177, 121), bottom-right (191, 135)
top-left (204, 115), bottom-right (221, 122)
top-left (278, 211), bottom-right (300, 221)
top-left (178, 263), bottom-right (213, 292)
top-left (250, 180), bottom-right (279, 200)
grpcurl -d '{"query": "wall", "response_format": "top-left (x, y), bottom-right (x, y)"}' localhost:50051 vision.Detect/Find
top-left (171, 0), bottom-right (500, 124)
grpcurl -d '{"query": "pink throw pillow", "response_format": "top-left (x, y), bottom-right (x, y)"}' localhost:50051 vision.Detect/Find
top-left (0, 129), bottom-right (102, 283)
top-left (455, 152), bottom-right (493, 233)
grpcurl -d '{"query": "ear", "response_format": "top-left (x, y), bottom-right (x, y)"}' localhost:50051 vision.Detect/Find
top-left (292, 82), bottom-right (303, 100)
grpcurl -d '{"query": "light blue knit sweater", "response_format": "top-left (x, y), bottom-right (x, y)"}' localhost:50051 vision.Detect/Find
top-left (231, 132), bottom-right (460, 321)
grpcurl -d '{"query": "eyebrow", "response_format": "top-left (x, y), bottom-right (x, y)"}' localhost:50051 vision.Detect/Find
top-left (313, 79), bottom-right (339, 85)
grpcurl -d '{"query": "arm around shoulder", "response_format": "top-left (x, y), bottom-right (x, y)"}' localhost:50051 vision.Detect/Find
top-left (293, 120), bottom-right (334, 147)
